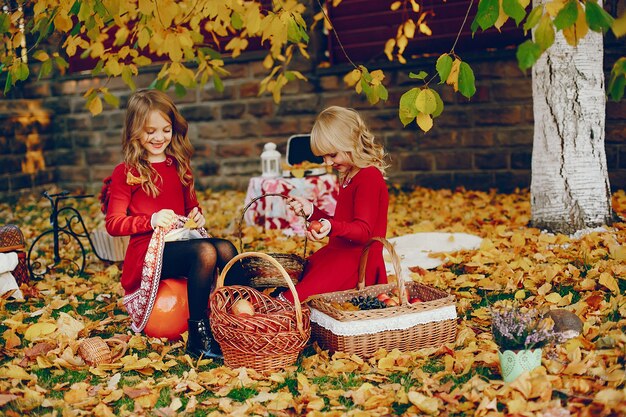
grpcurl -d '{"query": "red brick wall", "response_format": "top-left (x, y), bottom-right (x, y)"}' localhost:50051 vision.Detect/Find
top-left (1, 48), bottom-right (625, 198)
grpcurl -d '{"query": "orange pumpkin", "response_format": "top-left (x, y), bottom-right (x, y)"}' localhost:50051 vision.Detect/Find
top-left (144, 278), bottom-right (190, 340)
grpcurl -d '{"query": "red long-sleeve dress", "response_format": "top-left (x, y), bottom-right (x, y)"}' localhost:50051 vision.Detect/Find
top-left (105, 158), bottom-right (199, 294)
top-left (283, 166), bottom-right (389, 303)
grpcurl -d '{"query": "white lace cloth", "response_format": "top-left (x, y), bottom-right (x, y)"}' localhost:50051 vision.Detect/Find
top-left (0, 252), bottom-right (22, 300)
top-left (310, 304), bottom-right (457, 336)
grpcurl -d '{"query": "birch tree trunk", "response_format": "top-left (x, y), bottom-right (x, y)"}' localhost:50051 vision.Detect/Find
top-left (530, 0), bottom-right (613, 235)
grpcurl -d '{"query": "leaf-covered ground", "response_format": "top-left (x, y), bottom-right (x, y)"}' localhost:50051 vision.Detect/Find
top-left (0, 187), bottom-right (625, 416)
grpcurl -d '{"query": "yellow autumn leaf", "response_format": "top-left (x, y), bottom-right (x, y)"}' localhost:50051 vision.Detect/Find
top-left (93, 403), bottom-right (117, 417)
top-left (494, 0), bottom-right (509, 31)
top-left (3, 329), bottom-right (20, 349)
top-left (407, 391), bottom-right (441, 415)
top-left (416, 112), bottom-right (433, 132)
top-left (511, 232), bottom-right (526, 247)
top-left (0, 364), bottom-right (36, 380)
top-left (88, 96), bottom-right (103, 115)
top-left (32, 50), bottom-right (50, 62)
top-left (384, 38), bottom-right (396, 61)
top-left (24, 322), bottom-right (57, 341)
top-left (593, 389), bottom-right (624, 407)
top-left (446, 58), bottom-right (461, 91)
top-left (378, 355), bottom-right (395, 370)
top-left (598, 272), bottom-right (619, 294)
top-left (343, 68), bottom-right (361, 87)
top-left (563, 3), bottom-right (588, 46)
top-left (613, 12), bottom-right (626, 37)
top-left (419, 22), bottom-right (432, 36)
top-left (56, 312), bottom-right (85, 339)
top-left (544, 292), bottom-right (562, 304)
top-left (404, 19), bottom-right (416, 38)
top-left (609, 244), bottom-right (626, 261)
top-left (54, 13), bottom-right (73, 32)
top-left (545, 0), bottom-right (566, 17)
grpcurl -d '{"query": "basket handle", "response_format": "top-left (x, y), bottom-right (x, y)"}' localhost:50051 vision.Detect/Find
top-left (107, 338), bottom-right (128, 362)
top-left (216, 251), bottom-right (307, 338)
top-left (238, 193), bottom-right (309, 258)
top-left (358, 237), bottom-right (409, 305)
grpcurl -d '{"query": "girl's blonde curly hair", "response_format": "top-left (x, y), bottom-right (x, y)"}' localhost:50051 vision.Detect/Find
top-left (310, 106), bottom-right (388, 176)
top-left (121, 89), bottom-right (194, 197)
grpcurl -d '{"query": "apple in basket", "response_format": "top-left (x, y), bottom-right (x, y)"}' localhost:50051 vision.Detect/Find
top-left (231, 299), bottom-right (255, 316)
top-left (308, 220), bottom-right (323, 233)
top-left (376, 293), bottom-right (390, 302)
top-left (384, 298), bottom-right (399, 307)
top-left (410, 297), bottom-right (424, 304)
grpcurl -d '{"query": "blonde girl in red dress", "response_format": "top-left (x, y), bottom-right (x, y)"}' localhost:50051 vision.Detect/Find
top-left (105, 89), bottom-right (241, 359)
top-left (283, 106), bottom-right (389, 303)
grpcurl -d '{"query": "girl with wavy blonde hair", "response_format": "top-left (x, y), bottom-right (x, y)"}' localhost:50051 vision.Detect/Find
top-left (121, 89), bottom-right (194, 197)
top-left (106, 89), bottom-right (243, 359)
top-left (310, 106), bottom-right (388, 178)
top-left (283, 106), bottom-right (390, 303)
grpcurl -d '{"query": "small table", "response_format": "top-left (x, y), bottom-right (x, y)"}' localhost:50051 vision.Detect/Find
top-left (243, 174), bottom-right (339, 235)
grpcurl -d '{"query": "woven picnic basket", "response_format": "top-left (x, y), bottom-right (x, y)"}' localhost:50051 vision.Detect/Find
top-left (78, 336), bottom-right (128, 366)
top-left (308, 237), bottom-right (457, 358)
top-left (210, 252), bottom-right (311, 372)
top-left (0, 225), bottom-right (29, 285)
top-left (238, 193), bottom-right (308, 288)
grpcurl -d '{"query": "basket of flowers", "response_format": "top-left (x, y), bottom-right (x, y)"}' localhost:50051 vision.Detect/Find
top-left (237, 193), bottom-right (308, 288)
top-left (307, 237), bottom-right (458, 358)
top-left (209, 252), bottom-right (311, 372)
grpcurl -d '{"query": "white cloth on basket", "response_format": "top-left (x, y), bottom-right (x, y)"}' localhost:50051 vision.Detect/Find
top-left (310, 304), bottom-right (457, 336)
top-left (0, 252), bottom-right (23, 300)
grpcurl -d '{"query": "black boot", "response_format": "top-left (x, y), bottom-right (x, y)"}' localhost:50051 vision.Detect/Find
top-left (186, 318), bottom-right (223, 360)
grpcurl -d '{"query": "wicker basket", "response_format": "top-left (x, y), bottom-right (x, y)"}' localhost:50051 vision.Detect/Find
top-left (238, 193), bottom-right (308, 288)
top-left (78, 336), bottom-right (127, 366)
top-left (307, 237), bottom-right (457, 358)
top-left (89, 228), bottom-right (129, 262)
top-left (210, 252), bottom-right (311, 372)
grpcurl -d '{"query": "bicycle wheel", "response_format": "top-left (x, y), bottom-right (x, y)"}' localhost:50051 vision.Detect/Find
top-left (28, 229), bottom-right (86, 280)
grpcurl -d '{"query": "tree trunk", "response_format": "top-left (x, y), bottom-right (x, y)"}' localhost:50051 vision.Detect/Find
top-left (530, 0), bottom-right (613, 235)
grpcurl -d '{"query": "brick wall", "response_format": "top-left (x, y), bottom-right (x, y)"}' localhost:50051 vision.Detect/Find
top-left (1, 48), bottom-right (625, 199)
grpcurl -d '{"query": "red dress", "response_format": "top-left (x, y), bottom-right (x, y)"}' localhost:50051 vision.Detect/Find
top-left (284, 166), bottom-right (389, 303)
top-left (105, 158), bottom-right (199, 294)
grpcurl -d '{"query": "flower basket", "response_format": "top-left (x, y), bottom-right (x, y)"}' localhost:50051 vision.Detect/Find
top-left (238, 193), bottom-right (308, 288)
top-left (498, 348), bottom-right (543, 383)
top-left (307, 237), bottom-right (457, 358)
top-left (210, 252), bottom-right (311, 372)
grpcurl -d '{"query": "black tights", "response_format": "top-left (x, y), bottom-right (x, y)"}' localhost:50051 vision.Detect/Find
top-left (161, 238), bottom-right (247, 320)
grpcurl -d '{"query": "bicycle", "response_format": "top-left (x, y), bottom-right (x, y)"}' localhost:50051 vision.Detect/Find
top-left (27, 190), bottom-right (111, 280)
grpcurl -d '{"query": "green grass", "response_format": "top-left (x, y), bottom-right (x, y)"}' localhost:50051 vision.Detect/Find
top-left (32, 368), bottom-right (95, 391)
top-left (273, 374), bottom-right (299, 396)
top-left (441, 365), bottom-right (497, 390)
top-left (227, 386), bottom-right (259, 402)
top-left (386, 371), bottom-right (421, 391)
top-left (553, 284), bottom-right (582, 304)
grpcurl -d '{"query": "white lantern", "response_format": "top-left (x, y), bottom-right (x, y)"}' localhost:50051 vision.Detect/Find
top-left (261, 142), bottom-right (281, 178)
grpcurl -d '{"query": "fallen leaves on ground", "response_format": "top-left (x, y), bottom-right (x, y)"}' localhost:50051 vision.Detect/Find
top-left (0, 187), bottom-right (624, 416)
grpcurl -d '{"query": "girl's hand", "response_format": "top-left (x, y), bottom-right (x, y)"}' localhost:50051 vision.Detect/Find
top-left (151, 209), bottom-right (176, 229)
top-left (306, 219), bottom-right (331, 241)
top-left (187, 207), bottom-right (206, 228)
top-left (287, 196), bottom-right (314, 218)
